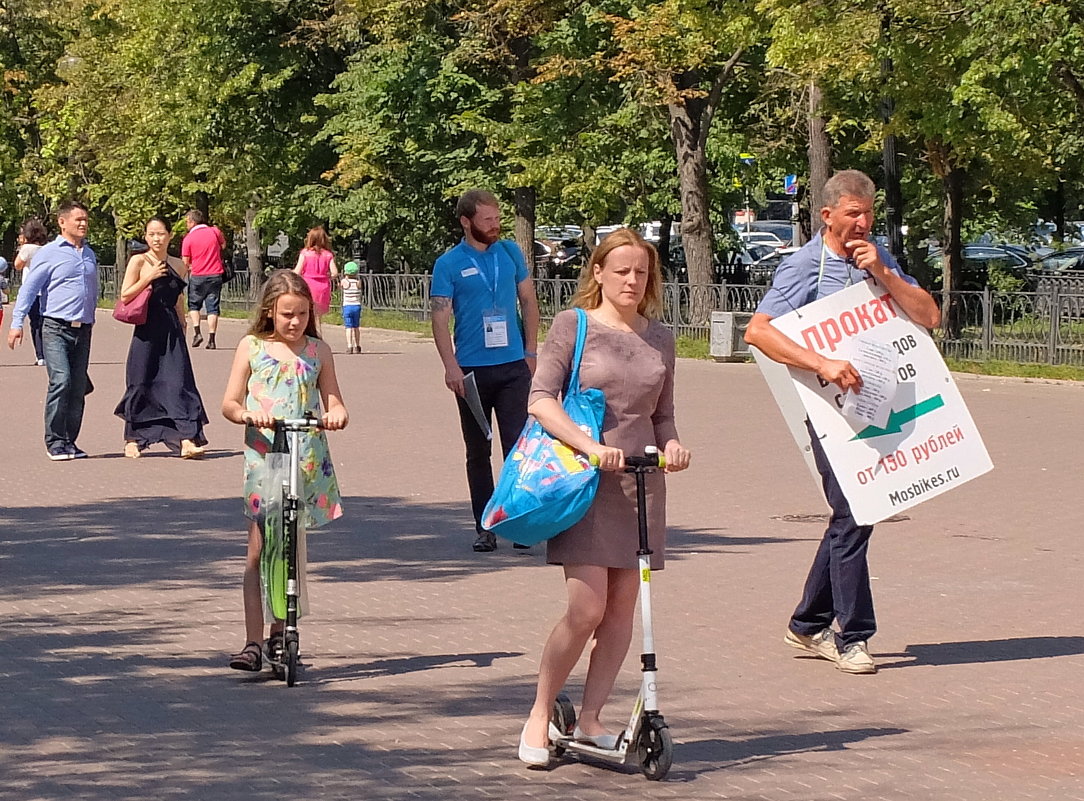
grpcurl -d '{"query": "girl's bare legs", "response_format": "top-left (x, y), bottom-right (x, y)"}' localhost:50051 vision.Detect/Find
top-left (243, 520), bottom-right (264, 643)
top-left (523, 564), bottom-right (614, 749)
top-left (578, 568), bottom-right (639, 736)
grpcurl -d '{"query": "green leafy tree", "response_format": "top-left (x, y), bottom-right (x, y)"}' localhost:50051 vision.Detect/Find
top-left (30, 0), bottom-right (341, 272)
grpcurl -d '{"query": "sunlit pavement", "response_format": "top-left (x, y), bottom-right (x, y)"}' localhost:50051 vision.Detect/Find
top-left (1, 315), bottom-right (1081, 800)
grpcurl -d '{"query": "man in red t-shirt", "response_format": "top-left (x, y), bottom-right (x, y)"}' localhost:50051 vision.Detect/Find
top-left (181, 209), bottom-right (227, 349)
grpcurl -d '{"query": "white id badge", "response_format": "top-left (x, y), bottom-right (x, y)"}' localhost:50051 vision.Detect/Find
top-left (483, 313), bottom-right (509, 348)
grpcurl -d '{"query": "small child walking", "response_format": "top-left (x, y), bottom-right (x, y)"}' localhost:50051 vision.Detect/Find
top-left (341, 261), bottom-right (363, 354)
top-left (221, 269), bottom-right (349, 672)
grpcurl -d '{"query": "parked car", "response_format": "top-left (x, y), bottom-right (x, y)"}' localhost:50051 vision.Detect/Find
top-left (927, 244), bottom-right (1032, 290)
top-left (737, 230), bottom-right (786, 250)
top-left (735, 220), bottom-right (796, 247)
top-left (1037, 248), bottom-right (1084, 272)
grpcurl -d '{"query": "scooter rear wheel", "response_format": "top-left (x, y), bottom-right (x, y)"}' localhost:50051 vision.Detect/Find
top-left (551, 694), bottom-right (577, 756)
top-left (637, 715), bottom-right (673, 781)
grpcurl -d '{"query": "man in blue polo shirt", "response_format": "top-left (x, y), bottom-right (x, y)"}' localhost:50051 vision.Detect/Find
top-left (8, 200), bottom-right (99, 461)
top-left (431, 189), bottom-right (540, 552)
top-left (745, 170), bottom-right (940, 674)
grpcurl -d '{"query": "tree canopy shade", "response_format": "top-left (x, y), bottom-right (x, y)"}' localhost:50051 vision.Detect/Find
top-left (3, 0), bottom-right (1084, 287)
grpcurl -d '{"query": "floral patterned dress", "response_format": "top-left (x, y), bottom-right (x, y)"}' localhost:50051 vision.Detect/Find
top-left (242, 334), bottom-right (343, 528)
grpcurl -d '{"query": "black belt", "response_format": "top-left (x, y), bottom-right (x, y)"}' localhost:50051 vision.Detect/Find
top-left (44, 316), bottom-right (92, 328)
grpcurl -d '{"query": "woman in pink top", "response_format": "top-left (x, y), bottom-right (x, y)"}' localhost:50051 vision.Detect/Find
top-left (293, 226), bottom-right (338, 317)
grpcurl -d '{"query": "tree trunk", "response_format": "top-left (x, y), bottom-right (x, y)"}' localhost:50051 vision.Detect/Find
top-left (513, 186), bottom-right (536, 276)
top-left (657, 212), bottom-right (674, 276)
top-left (367, 226), bottom-right (386, 273)
top-left (880, 15), bottom-right (906, 267)
top-left (244, 206), bottom-right (262, 290)
top-left (113, 211), bottom-right (126, 271)
top-left (1054, 176), bottom-right (1066, 243)
top-left (195, 191), bottom-right (211, 222)
top-left (807, 81), bottom-right (831, 237)
top-left (668, 99), bottom-right (713, 323)
top-left (796, 184), bottom-right (813, 244)
top-left (941, 165), bottom-right (965, 336)
top-left (882, 130), bottom-right (905, 266)
top-left (582, 223), bottom-right (597, 262)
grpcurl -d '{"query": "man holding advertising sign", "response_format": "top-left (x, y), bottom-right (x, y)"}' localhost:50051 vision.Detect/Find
top-left (745, 170), bottom-right (941, 675)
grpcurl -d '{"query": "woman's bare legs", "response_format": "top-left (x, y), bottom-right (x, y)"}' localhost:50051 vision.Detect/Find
top-left (523, 565), bottom-right (638, 749)
top-left (578, 568), bottom-right (639, 735)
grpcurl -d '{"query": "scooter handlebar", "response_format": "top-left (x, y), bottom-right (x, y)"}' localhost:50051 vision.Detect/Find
top-left (588, 450), bottom-right (666, 469)
top-left (244, 415), bottom-right (324, 431)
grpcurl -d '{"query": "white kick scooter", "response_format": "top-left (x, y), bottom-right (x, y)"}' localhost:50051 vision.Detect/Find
top-left (549, 446), bottom-right (674, 780)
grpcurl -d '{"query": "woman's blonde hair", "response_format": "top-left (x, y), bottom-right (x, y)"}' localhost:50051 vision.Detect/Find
top-left (246, 270), bottom-right (320, 340)
top-left (304, 226), bottom-right (331, 252)
top-left (570, 227), bottom-right (663, 319)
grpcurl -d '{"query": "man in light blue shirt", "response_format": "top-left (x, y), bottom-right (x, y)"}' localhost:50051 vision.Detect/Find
top-left (745, 171), bottom-right (940, 675)
top-left (8, 200), bottom-right (99, 461)
top-left (430, 189), bottom-right (540, 552)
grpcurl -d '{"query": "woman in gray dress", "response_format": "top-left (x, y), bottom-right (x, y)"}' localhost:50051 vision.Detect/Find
top-left (518, 228), bottom-right (691, 767)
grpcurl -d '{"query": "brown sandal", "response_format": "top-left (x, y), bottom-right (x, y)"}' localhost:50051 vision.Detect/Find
top-left (229, 641), bottom-right (263, 671)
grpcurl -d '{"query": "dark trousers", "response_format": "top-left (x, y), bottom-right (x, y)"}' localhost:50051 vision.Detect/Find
top-left (790, 420), bottom-right (876, 648)
top-left (455, 360), bottom-right (532, 533)
top-left (28, 297), bottom-right (45, 361)
top-left (41, 317), bottom-right (93, 451)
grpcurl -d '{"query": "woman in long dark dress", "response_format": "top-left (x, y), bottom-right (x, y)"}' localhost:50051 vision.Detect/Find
top-left (114, 216), bottom-right (209, 458)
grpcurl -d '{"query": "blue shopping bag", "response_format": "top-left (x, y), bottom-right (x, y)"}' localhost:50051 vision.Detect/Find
top-left (482, 308), bottom-right (605, 546)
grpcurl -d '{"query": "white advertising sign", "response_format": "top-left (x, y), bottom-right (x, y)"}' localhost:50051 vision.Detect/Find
top-left (763, 278), bottom-right (993, 525)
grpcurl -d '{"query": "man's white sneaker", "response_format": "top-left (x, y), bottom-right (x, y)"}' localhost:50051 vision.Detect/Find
top-left (837, 641), bottom-right (877, 674)
top-left (784, 627), bottom-right (839, 662)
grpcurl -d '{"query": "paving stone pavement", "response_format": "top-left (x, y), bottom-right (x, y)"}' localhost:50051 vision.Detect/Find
top-left (1, 315), bottom-right (1081, 801)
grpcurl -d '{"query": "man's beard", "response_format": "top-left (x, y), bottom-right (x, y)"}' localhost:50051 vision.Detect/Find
top-left (469, 221), bottom-right (499, 245)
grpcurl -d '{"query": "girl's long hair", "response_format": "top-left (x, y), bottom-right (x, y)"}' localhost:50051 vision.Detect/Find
top-left (304, 226), bottom-right (331, 252)
top-left (246, 269), bottom-right (320, 340)
top-left (570, 227), bottom-right (663, 319)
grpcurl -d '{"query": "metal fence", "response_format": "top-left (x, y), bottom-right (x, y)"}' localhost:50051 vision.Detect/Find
top-left (33, 265), bottom-right (1084, 367)
top-left (933, 285), bottom-right (1084, 366)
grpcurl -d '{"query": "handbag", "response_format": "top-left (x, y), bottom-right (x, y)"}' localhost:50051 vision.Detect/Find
top-left (112, 285), bottom-right (151, 325)
top-left (222, 256), bottom-right (237, 284)
top-left (482, 308), bottom-right (606, 545)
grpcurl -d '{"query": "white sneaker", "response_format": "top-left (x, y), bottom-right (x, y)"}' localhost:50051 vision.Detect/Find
top-left (837, 641), bottom-right (877, 674)
top-left (784, 627), bottom-right (839, 662)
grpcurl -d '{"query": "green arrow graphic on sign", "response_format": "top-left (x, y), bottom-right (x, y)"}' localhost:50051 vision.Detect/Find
top-left (851, 394), bottom-right (945, 440)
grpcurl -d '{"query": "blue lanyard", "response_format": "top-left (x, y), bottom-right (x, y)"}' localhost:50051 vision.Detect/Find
top-left (470, 249), bottom-right (500, 303)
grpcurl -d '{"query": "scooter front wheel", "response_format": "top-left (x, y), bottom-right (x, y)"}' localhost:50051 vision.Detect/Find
top-left (637, 714), bottom-right (673, 781)
top-left (285, 639), bottom-right (299, 687)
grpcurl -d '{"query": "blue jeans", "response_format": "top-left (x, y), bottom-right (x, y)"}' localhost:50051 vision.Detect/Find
top-left (790, 420), bottom-right (876, 648)
top-left (28, 297), bottom-right (45, 361)
top-left (42, 317), bottom-right (93, 451)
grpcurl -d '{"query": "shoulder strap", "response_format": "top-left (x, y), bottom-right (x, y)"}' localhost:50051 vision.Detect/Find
top-left (498, 239), bottom-right (526, 275)
top-left (567, 308), bottom-right (588, 394)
